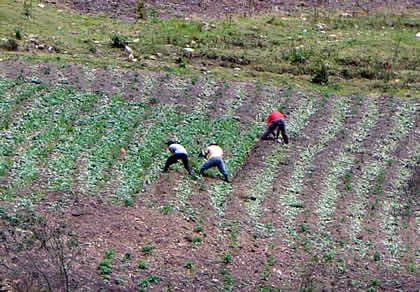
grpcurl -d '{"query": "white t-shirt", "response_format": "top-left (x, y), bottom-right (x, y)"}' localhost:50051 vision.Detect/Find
top-left (169, 143), bottom-right (187, 155)
top-left (206, 145), bottom-right (223, 159)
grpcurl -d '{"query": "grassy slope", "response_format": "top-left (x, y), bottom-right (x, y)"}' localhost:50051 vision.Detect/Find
top-left (0, 0), bottom-right (419, 96)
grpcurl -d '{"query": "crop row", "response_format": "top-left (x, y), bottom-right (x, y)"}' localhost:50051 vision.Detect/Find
top-left (280, 94), bottom-right (351, 242)
top-left (341, 102), bottom-right (416, 262)
top-left (244, 93), bottom-right (317, 225)
top-left (1, 86), bottom-right (100, 192)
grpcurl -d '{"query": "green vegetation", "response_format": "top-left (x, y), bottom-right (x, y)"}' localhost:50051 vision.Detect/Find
top-left (0, 1), bottom-right (419, 96)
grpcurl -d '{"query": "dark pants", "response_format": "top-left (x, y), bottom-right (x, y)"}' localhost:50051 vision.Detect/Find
top-left (262, 118), bottom-right (289, 144)
top-left (200, 157), bottom-right (229, 182)
top-left (163, 153), bottom-right (192, 175)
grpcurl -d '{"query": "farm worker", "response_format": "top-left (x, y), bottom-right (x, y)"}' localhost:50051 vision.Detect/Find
top-left (261, 111), bottom-right (289, 144)
top-left (199, 142), bottom-right (230, 183)
top-left (163, 140), bottom-right (192, 175)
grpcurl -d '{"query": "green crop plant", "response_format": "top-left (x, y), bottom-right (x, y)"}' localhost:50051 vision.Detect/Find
top-left (138, 274), bottom-right (160, 289)
top-left (137, 258), bottom-right (147, 269)
top-left (141, 243), bottom-right (154, 253)
top-left (346, 102), bottom-right (416, 259)
top-left (97, 248), bottom-right (115, 276)
top-left (184, 260), bottom-right (194, 270)
top-left (223, 253), bottom-right (233, 264)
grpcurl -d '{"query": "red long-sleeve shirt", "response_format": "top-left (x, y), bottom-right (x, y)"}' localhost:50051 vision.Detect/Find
top-left (267, 111), bottom-right (285, 124)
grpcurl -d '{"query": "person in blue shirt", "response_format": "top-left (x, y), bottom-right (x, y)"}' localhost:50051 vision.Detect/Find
top-left (163, 140), bottom-right (192, 175)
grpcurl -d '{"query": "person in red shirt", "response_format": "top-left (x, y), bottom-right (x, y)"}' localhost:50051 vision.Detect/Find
top-left (261, 111), bottom-right (289, 144)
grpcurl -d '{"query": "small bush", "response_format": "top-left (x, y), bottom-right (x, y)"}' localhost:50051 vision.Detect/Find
top-left (373, 251), bottom-right (380, 261)
top-left (223, 253), bottom-right (232, 264)
top-left (15, 28), bottom-right (22, 40)
top-left (184, 260), bottom-right (194, 270)
top-left (141, 243), bottom-right (154, 253)
top-left (312, 63), bottom-right (329, 84)
top-left (111, 33), bottom-right (127, 48)
top-left (98, 259), bottom-right (112, 274)
top-left (192, 235), bottom-right (202, 243)
top-left (137, 258), bottom-right (147, 269)
top-left (136, 0), bottom-right (145, 19)
top-left (1, 39), bottom-right (18, 51)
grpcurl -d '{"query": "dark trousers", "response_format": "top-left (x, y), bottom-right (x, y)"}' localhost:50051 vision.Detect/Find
top-left (163, 153), bottom-right (192, 174)
top-left (262, 118), bottom-right (289, 144)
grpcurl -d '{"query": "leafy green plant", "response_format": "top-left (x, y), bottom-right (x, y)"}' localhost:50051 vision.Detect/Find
top-left (111, 33), bottom-right (127, 48)
top-left (223, 253), bottom-right (232, 264)
top-left (312, 63), bottom-right (329, 84)
top-left (373, 251), bottom-right (380, 261)
top-left (184, 260), bottom-right (194, 270)
top-left (138, 274), bottom-right (160, 289)
top-left (137, 258), bottom-right (147, 269)
top-left (192, 235), bottom-right (202, 243)
top-left (193, 224), bottom-right (204, 233)
top-left (141, 243), bottom-right (154, 253)
top-left (98, 259), bottom-right (112, 275)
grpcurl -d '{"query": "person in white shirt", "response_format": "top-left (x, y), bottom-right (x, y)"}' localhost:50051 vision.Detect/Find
top-left (199, 142), bottom-right (230, 183)
top-left (163, 140), bottom-right (192, 175)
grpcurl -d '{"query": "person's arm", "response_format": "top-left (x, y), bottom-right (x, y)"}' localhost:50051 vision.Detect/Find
top-left (168, 146), bottom-right (175, 155)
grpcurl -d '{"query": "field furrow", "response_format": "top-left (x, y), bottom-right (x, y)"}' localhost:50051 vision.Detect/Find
top-left (277, 93), bottom-right (351, 243)
top-left (243, 93), bottom-right (317, 225)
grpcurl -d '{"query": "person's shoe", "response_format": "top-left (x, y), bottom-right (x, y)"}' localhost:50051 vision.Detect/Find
top-left (224, 176), bottom-right (231, 183)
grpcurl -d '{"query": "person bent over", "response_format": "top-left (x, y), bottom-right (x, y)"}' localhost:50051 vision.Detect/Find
top-left (261, 111), bottom-right (289, 144)
top-left (199, 142), bottom-right (230, 183)
top-left (163, 140), bottom-right (192, 175)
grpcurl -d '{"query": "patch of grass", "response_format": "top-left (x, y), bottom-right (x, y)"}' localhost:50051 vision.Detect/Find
top-left (0, 2), bottom-right (418, 96)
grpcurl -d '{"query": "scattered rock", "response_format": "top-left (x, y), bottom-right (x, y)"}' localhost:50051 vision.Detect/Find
top-left (183, 47), bottom-right (194, 57)
top-left (124, 45), bottom-right (133, 54)
top-left (316, 23), bottom-right (327, 30)
top-left (156, 52), bottom-right (162, 58)
top-left (38, 3), bottom-right (45, 8)
top-left (340, 13), bottom-right (352, 17)
top-left (233, 67), bottom-right (241, 72)
top-left (416, 32), bottom-right (420, 38)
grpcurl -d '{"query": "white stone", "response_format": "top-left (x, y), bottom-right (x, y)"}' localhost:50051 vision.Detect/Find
top-left (316, 23), bottom-right (327, 30)
top-left (340, 13), bottom-right (352, 17)
top-left (132, 38), bottom-right (140, 43)
top-left (38, 4), bottom-right (44, 8)
top-left (233, 67), bottom-right (241, 72)
top-left (125, 46), bottom-right (133, 54)
top-left (183, 48), bottom-right (194, 54)
top-left (416, 32), bottom-right (420, 38)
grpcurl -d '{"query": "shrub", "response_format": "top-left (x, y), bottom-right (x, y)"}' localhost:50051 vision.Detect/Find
top-left (312, 63), bottom-right (329, 84)
top-left (98, 259), bottom-right (112, 274)
top-left (223, 253), bottom-right (233, 264)
top-left (184, 260), bottom-right (194, 270)
top-left (137, 258), bottom-right (147, 269)
top-left (111, 33), bottom-right (127, 48)
top-left (141, 243), bottom-right (154, 253)
top-left (136, 0), bottom-right (145, 19)
top-left (15, 28), bottom-right (22, 40)
top-left (1, 39), bottom-right (18, 51)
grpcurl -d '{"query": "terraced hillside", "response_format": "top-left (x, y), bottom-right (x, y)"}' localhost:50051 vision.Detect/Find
top-left (0, 67), bottom-right (418, 291)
